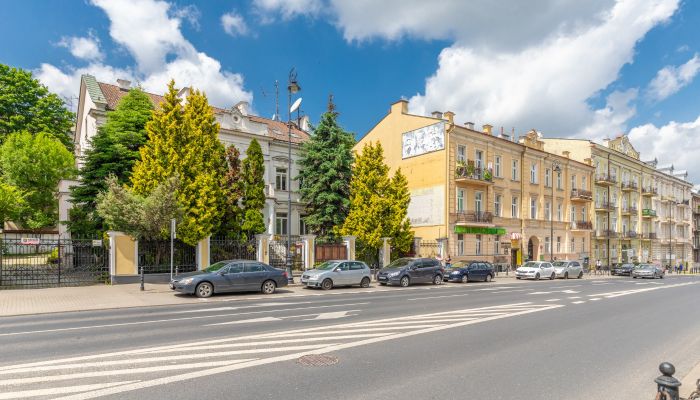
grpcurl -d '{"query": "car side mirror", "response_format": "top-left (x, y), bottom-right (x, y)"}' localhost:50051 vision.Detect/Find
top-left (333, 267), bottom-right (340, 272)
top-left (218, 270), bottom-right (226, 275)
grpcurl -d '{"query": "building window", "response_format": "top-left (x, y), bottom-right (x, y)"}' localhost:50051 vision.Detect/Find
top-left (476, 234), bottom-right (482, 255)
top-left (299, 216), bottom-right (309, 235)
top-left (495, 155), bottom-right (502, 177)
top-left (557, 203), bottom-right (562, 221)
top-left (557, 172), bottom-right (562, 189)
top-left (571, 174), bottom-right (577, 190)
top-left (530, 197), bottom-right (537, 219)
top-left (511, 196), bottom-right (518, 218)
top-left (570, 205), bottom-right (576, 223)
top-left (457, 189), bottom-right (465, 212)
top-left (545, 201), bottom-right (551, 220)
top-left (581, 206), bottom-right (586, 222)
top-left (545, 168), bottom-right (551, 187)
top-left (275, 168), bottom-right (288, 191)
top-left (494, 235), bottom-right (500, 255)
top-left (275, 212), bottom-right (288, 235)
top-left (457, 234), bottom-right (464, 256)
top-left (475, 150), bottom-right (483, 169)
top-left (512, 160), bottom-right (519, 180)
top-left (457, 145), bottom-right (466, 163)
top-left (570, 238), bottom-right (575, 253)
top-left (494, 195), bottom-right (501, 217)
top-left (475, 191), bottom-right (483, 213)
top-left (556, 236), bottom-right (561, 253)
top-left (581, 176), bottom-right (587, 190)
top-left (545, 236), bottom-right (551, 254)
top-left (581, 237), bottom-right (585, 253)
top-left (530, 163), bottom-right (538, 184)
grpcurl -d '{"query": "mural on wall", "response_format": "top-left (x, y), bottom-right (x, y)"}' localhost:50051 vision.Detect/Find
top-left (407, 186), bottom-right (444, 227)
top-left (402, 122), bottom-right (445, 159)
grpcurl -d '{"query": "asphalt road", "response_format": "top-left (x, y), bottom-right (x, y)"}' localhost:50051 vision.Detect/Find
top-left (1, 275), bottom-right (699, 400)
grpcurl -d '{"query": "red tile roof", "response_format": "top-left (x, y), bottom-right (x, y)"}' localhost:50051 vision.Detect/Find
top-left (95, 81), bottom-right (308, 142)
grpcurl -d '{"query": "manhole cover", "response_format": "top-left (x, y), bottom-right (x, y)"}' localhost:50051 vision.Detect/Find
top-left (296, 354), bottom-right (339, 366)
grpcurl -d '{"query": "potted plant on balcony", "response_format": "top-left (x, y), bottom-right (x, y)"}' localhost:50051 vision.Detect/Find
top-left (483, 169), bottom-right (493, 181)
top-left (466, 162), bottom-right (475, 178)
top-left (455, 160), bottom-right (467, 178)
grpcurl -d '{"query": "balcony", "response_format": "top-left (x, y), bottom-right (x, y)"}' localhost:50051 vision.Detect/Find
top-left (570, 189), bottom-right (593, 202)
top-left (454, 164), bottom-right (493, 186)
top-left (594, 230), bottom-right (618, 239)
top-left (678, 199), bottom-right (690, 207)
top-left (640, 232), bottom-right (658, 240)
top-left (571, 221), bottom-right (593, 230)
top-left (621, 231), bottom-right (638, 239)
top-left (595, 201), bottom-right (617, 212)
top-left (621, 181), bottom-right (638, 192)
top-left (641, 208), bottom-right (657, 218)
top-left (595, 174), bottom-right (617, 186)
top-left (641, 187), bottom-right (658, 197)
top-left (621, 206), bottom-right (638, 215)
top-left (452, 211), bottom-right (494, 226)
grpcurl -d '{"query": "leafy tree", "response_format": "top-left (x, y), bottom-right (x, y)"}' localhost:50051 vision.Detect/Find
top-left (131, 81), bottom-right (226, 245)
top-left (298, 97), bottom-right (355, 241)
top-left (0, 131), bottom-right (75, 229)
top-left (0, 64), bottom-right (73, 148)
top-left (96, 175), bottom-right (182, 240)
top-left (241, 138), bottom-right (266, 240)
top-left (0, 180), bottom-right (25, 227)
top-left (68, 88), bottom-right (154, 236)
top-left (340, 141), bottom-right (414, 263)
top-left (217, 145), bottom-right (244, 238)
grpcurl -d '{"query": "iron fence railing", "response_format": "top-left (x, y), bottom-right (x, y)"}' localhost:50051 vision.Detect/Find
top-left (137, 239), bottom-right (196, 274)
top-left (210, 237), bottom-right (256, 263)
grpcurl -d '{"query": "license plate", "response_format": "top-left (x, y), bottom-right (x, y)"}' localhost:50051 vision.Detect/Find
top-left (378, 276), bottom-right (387, 281)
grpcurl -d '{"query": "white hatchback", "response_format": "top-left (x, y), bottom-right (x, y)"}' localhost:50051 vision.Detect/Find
top-left (552, 260), bottom-right (584, 279)
top-left (516, 261), bottom-right (557, 280)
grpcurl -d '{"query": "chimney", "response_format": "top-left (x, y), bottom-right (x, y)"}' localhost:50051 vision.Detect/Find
top-left (482, 124), bottom-right (493, 135)
top-left (431, 111), bottom-right (443, 119)
top-left (390, 99), bottom-right (408, 115)
top-left (234, 101), bottom-right (250, 116)
top-left (465, 122), bottom-right (475, 130)
top-left (116, 79), bottom-right (131, 90)
top-left (443, 111), bottom-right (455, 125)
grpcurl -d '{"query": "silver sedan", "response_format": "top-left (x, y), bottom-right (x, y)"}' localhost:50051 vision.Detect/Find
top-left (632, 264), bottom-right (664, 279)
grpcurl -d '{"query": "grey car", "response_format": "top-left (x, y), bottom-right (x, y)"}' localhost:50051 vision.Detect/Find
top-left (552, 260), bottom-right (584, 279)
top-left (170, 260), bottom-right (288, 298)
top-left (632, 264), bottom-right (664, 279)
top-left (300, 260), bottom-right (372, 290)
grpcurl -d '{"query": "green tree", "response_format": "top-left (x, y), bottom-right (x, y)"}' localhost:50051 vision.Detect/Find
top-left (340, 141), bottom-right (414, 263)
top-left (0, 131), bottom-right (75, 229)
top-left (0, 180), bottom-right (25, 227)
top-left (96, 175), bottom-right (182, 240)
top-left (131, 81), bottom-right (226, 245)
top-left (240, 138), bottom-right (266, 240)
top-left (0, 64), bottom-right (74, 148)
top-left (298, 97), bottom-right (355, 241)
top-left (216, 145), bottom-right (244, 238)
top-left (68, 88), bottom-right (154, 236)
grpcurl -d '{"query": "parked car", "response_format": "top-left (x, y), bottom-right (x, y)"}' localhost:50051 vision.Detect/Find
top-left (612, 263), bottom-right (636, 276)
top-left (552, 260), bottom-right (584, 279)
top-left (515, 261), bottom-right (556, 280)
top-left (300, 260), bottom-right (372, 290)
top-left (170, 260), bottom-right (288, 298)
top-left (632, 264), bottom-right (664, 279)
top-left (444, 261), bottom-right (495, 283)
top-left (376, 258), bottom-right (444, 287)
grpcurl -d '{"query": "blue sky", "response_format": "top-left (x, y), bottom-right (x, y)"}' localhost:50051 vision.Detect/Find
top-left (1, 0), bottom-right (700, 179)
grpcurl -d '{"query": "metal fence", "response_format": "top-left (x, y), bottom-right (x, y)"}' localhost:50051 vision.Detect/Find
top-left (137, 239), bottom-right (196, 274)
top-left (210, 237), bottom-right (257, 263)
top-left (0, 237), bottom-right (108, 289)
top-left (269, 235), bottom-right (303, 270)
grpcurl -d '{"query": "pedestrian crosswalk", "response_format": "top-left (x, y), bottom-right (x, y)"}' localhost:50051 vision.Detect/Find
top-left (0, 302), bottom-right (560, 400)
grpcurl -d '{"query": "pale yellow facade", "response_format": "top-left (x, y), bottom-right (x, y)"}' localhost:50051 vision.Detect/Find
top-left (358, 100), bottom-right (594, 268)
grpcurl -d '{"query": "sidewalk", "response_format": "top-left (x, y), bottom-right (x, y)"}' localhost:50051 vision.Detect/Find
top-left (0, 274), bottom-right (671, 317)
top-left (681, 361), bottom-right (700, 398)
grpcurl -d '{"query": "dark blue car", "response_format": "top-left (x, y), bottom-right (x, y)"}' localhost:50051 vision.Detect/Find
top-left (443, 261), bottom-right (495, 283)
top-left (170, 259), bottom-right (288, 298)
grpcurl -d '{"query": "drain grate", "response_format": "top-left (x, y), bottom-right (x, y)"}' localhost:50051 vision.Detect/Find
top-left (296, 354), bottom-right (339, 367)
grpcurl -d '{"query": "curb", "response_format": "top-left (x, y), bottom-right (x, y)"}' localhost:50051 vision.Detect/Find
top-left (680, 361), bottom-right (700, 398)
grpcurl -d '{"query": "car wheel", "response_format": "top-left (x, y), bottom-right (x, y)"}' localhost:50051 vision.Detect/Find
top-left (516, 277), bottom-right (521, 280)
top-left (485, 274), bottom-right (493, 282)
top-left (379, 282), bottom-right (387, 286)
top-left (633, 276), bottom-right (638, 279)
top-left (660, 274), bottom-right (664, 279)
top-left (461, 275), bottom-right (469, 284)
top-left (400, 276), bottom-right (410, 287)
top-left (578, 271), bottom-right (583, 279)
top-left (535, 273), bottom-right (540, 280)
top-left (321, 279), bottom-right (333, 290)
top-left (550, 273), bottom-right (555, 280)
top-left (195, 282), bottom-right (213, 298)
top-left (360, 277), bottom-right (371, 288)
top-left (564, 272), bottom-right (569, 280)
top-left (261, 280), bottom-right (276, 294)
top-left (433, 275), bottom-right (442, 285)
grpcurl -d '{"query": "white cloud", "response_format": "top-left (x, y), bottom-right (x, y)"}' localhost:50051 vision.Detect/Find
top-left (37, 0), bottom-right (252, 110)
top-left (221, 11), bottom-right (249, 36)
top-left (172, 4), bottom-right (201, 30)
top-left (579, 89), bottom-right (638, 141)
top-left (628, 115), bottom-right (700, 180)
top-left (647, 53), bottom-right (700, 101)
top-left (253, 0), bottom-right (324, 22)
top-left (57, 34), bottom-right (104, 61)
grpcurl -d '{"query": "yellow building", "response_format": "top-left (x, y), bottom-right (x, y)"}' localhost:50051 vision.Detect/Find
top-left (357, 100), bottom-right (594, 268)
top-left (543, 135), bottom-right (693, 267)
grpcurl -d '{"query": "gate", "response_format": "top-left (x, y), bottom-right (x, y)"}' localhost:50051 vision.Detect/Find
top-left (269, 235), bottom-right (303, 270)
top-left (0, 237), bottom-right (109, 289)
top-left (315, 243), bottom-right (347, 263)
top-left (138, 239), bottom-right (196, 274)
top-left (210, 237), bottom-right (257, 263)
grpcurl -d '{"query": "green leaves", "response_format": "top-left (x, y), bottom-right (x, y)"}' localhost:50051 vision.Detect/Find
top-left (0, 180), bottom-right (25, 226)
top-left (241, 139), bottom-right (266, 240)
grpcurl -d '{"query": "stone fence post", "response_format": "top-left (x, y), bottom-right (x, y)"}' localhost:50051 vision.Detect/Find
top-left (381, 237), bottom-right (391, 267)
top-left (413, 237), bottom-right (422, 257)
top-left (301, 235), bottom-right (316, 270)
top-left (107, 231), bottom-right (137, 284)
top-left (256, 234), bottom-right (271, 264)
top-left (343, 235), bottom-right (356, 261)
top-left (197, 236), bottom-right (210, 271)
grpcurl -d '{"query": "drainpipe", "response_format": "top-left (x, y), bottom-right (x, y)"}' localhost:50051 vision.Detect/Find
top-left (521, 147), bottom-right (526, 261)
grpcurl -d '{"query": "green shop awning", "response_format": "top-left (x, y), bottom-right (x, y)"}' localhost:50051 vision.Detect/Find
top-left (454, 226), bottom-right (506, 235)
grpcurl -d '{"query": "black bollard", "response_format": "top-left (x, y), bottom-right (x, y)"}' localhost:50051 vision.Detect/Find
top-left (655, 362), bottom-right (681, 400)
top-left (140, 266), bottom-right (144, 291)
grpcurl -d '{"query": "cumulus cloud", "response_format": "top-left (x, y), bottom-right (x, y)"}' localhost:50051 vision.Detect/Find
top-left (57, 34), bottom-right (104, 61)
top-left (37, 0), bottom-right (252, 110)
top-left (253, 0), bottom-right (324, 22)
top-left (221, 11), bottom-right (249, 36)
top-left (579, 89), bottom-right (638, 141)
top-left (647, 53), bottom-right (700, 101)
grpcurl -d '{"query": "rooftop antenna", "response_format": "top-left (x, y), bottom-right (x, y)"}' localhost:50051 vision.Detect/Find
top-left (274, 80), bottom-right (280, 121)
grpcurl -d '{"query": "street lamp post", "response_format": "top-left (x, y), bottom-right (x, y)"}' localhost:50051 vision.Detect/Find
top-left (286, 69), bottom-right (301, 284)
top-left (551, 162), bottom-right (561, 262)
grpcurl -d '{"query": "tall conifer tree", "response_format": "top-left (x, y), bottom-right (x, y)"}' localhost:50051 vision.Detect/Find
top-left (217, 145), bottom-right (244, 239)
top-left (240, 138), bottom-right (266, 240)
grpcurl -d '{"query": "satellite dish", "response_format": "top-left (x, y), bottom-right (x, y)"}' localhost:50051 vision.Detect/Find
top-left (290, 97), bottom-right (302, 113)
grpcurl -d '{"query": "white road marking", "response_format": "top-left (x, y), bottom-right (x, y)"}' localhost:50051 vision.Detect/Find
top-left (560, 290), bottom-right (580, 294)
top-left (551, 285), bottom-right (582, 289)
top-left (205, 316), bottom-right (281, 326)
top-left (528, 291), bottom-right (552, 295)
top-left (589, 298), bottom-right (601, 301)
top-left (568, 296), bottom-right (581, 299)
top-left (407, 293), bottom-right (470, 300)
top-left (545, 299), bottom-right (560, 302)
top-left (0, 382), bottom-right (138, 400)
top-left (177, 301), bottom-right (314, 314)
top-left (586, 281), bottom-right (697, 299)
top-left (572, 301), bottom-right (586, 304)
top-left (309, 311), bottom-right (355, 320)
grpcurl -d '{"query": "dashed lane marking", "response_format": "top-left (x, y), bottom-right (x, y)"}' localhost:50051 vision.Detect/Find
top-left (407, 293), bottom-right (470, 301)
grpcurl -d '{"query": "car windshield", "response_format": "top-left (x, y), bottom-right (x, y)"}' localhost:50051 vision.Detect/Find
top-left (621, 264), bottom-right (634, 268)
top-left (451, 261), bottom-right (468, 268)
top-left (639, 265), bottom-right (655, 270)
top-left (522, 262), bottom-right (541, 268)
top-left (552, 261), bottom-right (567, 267)
top-left (316, 261), bottom-right (340, 270)
top-left (386, 258), bottom-right (412, 268)
top-left (204, 261), bottom-right (229, 273)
